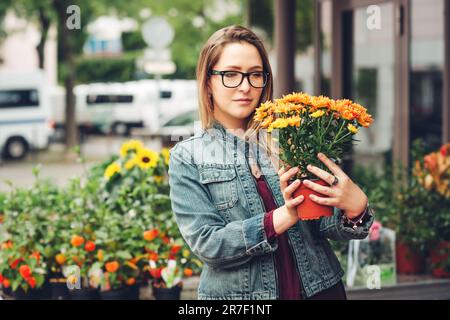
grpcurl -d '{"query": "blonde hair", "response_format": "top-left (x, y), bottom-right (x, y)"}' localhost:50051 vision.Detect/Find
top-left (196, 25), bottom-right (273, 132)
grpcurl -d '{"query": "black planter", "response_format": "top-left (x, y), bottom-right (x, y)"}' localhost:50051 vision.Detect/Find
top-left (152, 282), bottom-right (182, 300)
top-left (100, 285), bottom-right (140, 300)
top-left (11, 280), bottom-right (52, 300)
top-left (50, 283), bottom-right (70, 300)
top-left (68, 288), bottom-right (101, 300)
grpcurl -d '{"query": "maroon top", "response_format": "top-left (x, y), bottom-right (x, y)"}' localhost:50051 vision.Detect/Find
top-left (255, 175), bottom-right (348, 300)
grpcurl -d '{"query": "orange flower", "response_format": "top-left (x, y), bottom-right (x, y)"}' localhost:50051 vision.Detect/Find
top-left (55, 254), bottom-right (67, 265)
top-left (162, 236), bottom-right (170, 244)
top-left (143, 229), bottom-right (159, 241)
top-left (126, 278), bottom-right (136, 286)
top-left (27, 277), bottom-right (36, 288)
top-left (84, 241), bottom-right (96, 252)
top-left (10, 258), bottom-right (23, 269)
top-left (148, 251), bottom-right (159, 261)
top-left (105, 261), bottom-right (119, 273)
top-left (2, 241), bottom-right (13, 250)
top-left (19, 265), bottom-right (32, 279)
top-left (184, 268), bottom-right (193, 277)
top-left (72, 255), bottom-right (84, 266)
top-left (170, 245), bottom-right (182, 255)
top-left (71, 235), bottom-right (85, 247)
top-left (2, 278), bottom-right (10, 288)
top-left (149, 267), bottom-right (162, 279)
top-left (30, 251), bottom-right (41, 263)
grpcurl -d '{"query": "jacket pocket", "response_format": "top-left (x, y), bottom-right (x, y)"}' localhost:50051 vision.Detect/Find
top-left (198, 164), bottom-right (239, 211)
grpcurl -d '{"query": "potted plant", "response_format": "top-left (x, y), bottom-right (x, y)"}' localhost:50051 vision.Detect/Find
top-left (150, 260), bottom-right (183, 300)
top-left (413, 142), bottom-right (450, 278)
top-left (253, 93), bottom-right (373, 219)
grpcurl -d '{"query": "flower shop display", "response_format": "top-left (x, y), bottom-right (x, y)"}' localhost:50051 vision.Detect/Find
top-left (346, 221), bottom-right (396, 288)
top-left (0, 140), bottom-right (201, 300)
top-left (413, 142), bottom-right (450, 278)
top-left (253, 92), bottom-right (373, 220)
top-left (150, 259), bottom-right (183, 300)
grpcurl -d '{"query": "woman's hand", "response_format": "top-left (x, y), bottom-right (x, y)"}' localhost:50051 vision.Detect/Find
top-left (303, 153), bottom-right (368, 219)
top-left (272, 165), bottom-right (305, 234)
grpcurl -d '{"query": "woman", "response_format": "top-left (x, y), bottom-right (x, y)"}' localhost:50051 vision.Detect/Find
top-left (168, 25), bottom-right (374, 300)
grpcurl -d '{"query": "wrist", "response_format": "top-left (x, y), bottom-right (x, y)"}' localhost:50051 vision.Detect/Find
top-left (345, 196), bottom-right (368, 219)
top-left (273, 206), bottom-right (298, 234)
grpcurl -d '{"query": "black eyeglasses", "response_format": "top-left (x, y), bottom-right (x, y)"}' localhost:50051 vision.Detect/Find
top-left (209, 70), bottom-right (269, 88)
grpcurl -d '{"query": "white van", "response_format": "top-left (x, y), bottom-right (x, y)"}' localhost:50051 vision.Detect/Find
top-left (0, 71), bottom-right (54, 160)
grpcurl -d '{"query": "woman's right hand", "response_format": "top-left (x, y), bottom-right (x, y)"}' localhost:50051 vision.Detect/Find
top-left (272, 165), bottom-right (305, 234)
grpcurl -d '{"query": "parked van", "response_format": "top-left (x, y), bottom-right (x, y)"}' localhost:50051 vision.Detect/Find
top-left (0, 71), bottom-right (54, 160)
top-left (49, 79), bottom-right (197, 137)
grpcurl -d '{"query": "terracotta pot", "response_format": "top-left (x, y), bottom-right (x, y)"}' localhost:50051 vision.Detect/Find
top-left (293, 179), bottom-right (334, 220)
top-left (430, 241), bottom-right (450, 278)
top-left (395, 241), bottom-right (425, 274)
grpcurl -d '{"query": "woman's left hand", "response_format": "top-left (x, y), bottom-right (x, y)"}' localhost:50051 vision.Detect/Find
top-left (303, 152), bottom-right (368, 219)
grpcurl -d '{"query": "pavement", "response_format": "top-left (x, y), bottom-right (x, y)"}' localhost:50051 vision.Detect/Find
top-left (0, 134), bottom-right (164, 192)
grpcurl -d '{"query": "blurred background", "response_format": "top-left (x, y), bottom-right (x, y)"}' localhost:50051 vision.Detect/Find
top-left (0, 0), bottom-right (449, 299)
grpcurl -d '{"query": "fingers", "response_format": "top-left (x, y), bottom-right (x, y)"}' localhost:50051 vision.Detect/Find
top-left (309, 194), bottom-right (339, 206)
top-left (303, 179), bottom-right (336, 197)
top-left (285, 194), bottom-right (305, 209)
top-left (306, 164), bottom-right (336, 186)
top-left (317, 153), bottom-right (345, 177)
top-left (283, 179), bottom-right (301, 199)
top-left (279, 166), bottom-right (298, 191)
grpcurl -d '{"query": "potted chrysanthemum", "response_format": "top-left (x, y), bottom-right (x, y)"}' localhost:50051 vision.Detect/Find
top-left (253, 92), bottom-right (373, 220)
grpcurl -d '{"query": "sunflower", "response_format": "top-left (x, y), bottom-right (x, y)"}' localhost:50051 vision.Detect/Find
top-left (136, 148), bottom-right (159, 170)
top-left (124, 157), bottom-right (137, 170)
top-left (104, 162), bottom-right (121, 180)
top-left (120, 140), bottom-right (144, 158)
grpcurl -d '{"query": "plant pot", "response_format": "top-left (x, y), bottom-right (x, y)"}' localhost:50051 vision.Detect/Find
top-left (152, 281), bottom-right (182, 300)
top-left (100, 285), bottom-right (140, 300)
top-left (395, 241), bottom-right (425, 274)
top-left (11, 279), bottom-right (52, 300)
top-left (293, 179), bottom-right (334, 220)
top-left (430, 241), bottom-right (450, 279)
top-left (50, 282), bottom-right (70, 300)
top-left (68, 288), bottom-right (101, 300)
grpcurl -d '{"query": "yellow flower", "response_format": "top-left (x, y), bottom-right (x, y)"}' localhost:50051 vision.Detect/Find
top-left (154, 175), bottom-right (165, 184)
top-left (124, 158), bottom-right (137, 170)
top-left (260, 115), bottom-right (274, 129)
top-left (136, 148), bottom-right (159, 170)
top-left (161, 148), bottom-right (170, 166)
top-left (286, 116), bottom-right (301, 127)
top-left (268, 118), bottom-right (289, 132)
top-left (347, 123), bottom-right (358, 134)
top-left (311, 110), bottom-right (325, 118)
top-left (104, 162), bottom-right (121, 180)
top-left (120, 140), bottom-right (144, 158)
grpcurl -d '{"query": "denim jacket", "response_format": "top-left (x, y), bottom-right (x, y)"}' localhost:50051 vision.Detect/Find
top-left (168, 121), bottom-right (374, 300)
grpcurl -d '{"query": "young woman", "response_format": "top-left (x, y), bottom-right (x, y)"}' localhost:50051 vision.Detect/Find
top-left (168, 25), bottom-right (374, 300)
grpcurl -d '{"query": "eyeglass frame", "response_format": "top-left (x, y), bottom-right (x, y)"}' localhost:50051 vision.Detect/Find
top-left (209, 70), bottom-right (270, 88)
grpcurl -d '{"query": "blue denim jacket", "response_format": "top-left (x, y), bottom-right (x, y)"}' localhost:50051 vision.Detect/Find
top-left (168, 121), bottom-right (374, 300)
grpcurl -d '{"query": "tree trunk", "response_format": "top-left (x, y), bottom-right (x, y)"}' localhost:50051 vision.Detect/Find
top-left (53, 0), bottom-right (78, 152)
top-left (36, 7), bottom-right (50, 69)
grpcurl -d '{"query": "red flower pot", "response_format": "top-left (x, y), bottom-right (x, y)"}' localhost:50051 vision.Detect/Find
top-left (430, 241), bottom-right (450, 279)
top-left (293, 179), bottom-right (334, 220)
top-left (395, 241), bottom-right (425, 274)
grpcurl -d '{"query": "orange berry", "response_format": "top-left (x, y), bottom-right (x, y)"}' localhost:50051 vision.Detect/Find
top-left (3, 278), bottom-right (10, 288)
top-left (126, 278), bottom-right (136, 286)
top-left (71, 235), bottom-right (85, 247)
top-left (184, 268), bottom-right (193, 277)
top-left (19, 265), bottom-right (32, 279)
top-left (84, 241), bottom-right (96, 252)
top-left (55, 254), bottom-right (67, 265)
top-left (143, 229), bottom-right (158, 241)
top-left (27, 277), bottom-right (36, 288)
top-left (105, 261), bottom-right (119, 273)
